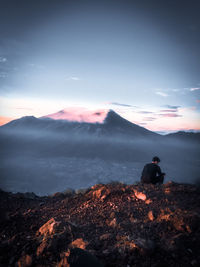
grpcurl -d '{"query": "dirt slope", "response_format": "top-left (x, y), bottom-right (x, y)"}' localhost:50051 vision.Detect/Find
top-left (0, 181), bottom-right (200, 266)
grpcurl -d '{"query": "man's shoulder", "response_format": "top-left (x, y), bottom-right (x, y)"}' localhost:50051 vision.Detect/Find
top-left (146, 163), bottom-right (153, 167)
top-left (143, 163), bottom-right (153, 170)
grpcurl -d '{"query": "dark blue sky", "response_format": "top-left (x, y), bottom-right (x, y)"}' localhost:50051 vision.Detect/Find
top-left (0, 0), bottom-right (200, 131)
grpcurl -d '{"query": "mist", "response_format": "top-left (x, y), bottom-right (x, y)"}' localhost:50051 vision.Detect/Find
top-left (0, 119), bottom-right (199, 195)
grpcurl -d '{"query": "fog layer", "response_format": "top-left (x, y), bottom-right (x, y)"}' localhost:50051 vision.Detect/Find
top-left (0, 115), bottom-right (199, 195)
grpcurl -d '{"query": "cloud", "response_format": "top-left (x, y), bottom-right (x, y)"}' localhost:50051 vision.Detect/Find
top-left (143, 117), bottom-right (157, 121)
top-left (160, 109), bottom-right (177, 113)
top-left (163, 105), bottom-right (180, 109)
top-left (66, 76), bottom-right (80, 81)
top-left (158, 105), bottom-right (181, 116)
top-left (43, 107), bottom-right (108, 123)
top-left (158, 113), bottom-right (182, 118)
top-left (156, 91), bottom-right (168, 97)
top-left (137, 111), bottom-right (154, 114)
top-left (108, 102), bottom-right (136, 107)
top-left (190, 88), bottom-right (200, 91)
top-left (0, 57), bottom-right (7, 63)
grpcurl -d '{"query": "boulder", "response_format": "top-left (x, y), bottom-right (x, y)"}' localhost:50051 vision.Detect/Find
top-left (36, 218), bottom-right (72, 256)
top-left (37, 218), bottom-right (58, 238)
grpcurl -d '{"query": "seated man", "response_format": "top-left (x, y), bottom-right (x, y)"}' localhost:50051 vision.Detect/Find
top-left (141, 156), bottom-right (165, 184)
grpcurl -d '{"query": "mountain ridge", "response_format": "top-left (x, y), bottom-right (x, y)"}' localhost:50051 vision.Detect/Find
top-left (1, 109), bottom-right (199, 142)
top-left (0, 109), bottom-right (160, 139)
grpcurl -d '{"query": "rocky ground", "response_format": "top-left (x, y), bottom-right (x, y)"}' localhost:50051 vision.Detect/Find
top-left (0, 181), bottom-right (200, 267)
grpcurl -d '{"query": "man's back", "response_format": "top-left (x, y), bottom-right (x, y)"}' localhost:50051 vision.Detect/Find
top-left (141, 163), bottom-right (162, 184)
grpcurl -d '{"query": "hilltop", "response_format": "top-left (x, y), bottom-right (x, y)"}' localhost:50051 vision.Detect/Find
top-left (0, 182), bottom-right (200, 266)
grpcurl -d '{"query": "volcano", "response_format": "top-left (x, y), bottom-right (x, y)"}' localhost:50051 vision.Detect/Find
top-left (0, 109), bottom-right (159, 139)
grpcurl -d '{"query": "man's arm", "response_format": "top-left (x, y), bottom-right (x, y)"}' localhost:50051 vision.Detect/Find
top-left (157, 165), bottom-right (162, 175)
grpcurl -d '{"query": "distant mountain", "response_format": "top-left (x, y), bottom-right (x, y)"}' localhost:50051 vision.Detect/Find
top-left (2, 110), bottom-right (200, 144)
top-left (0, 109), bottom-right (160, 140)
top-left (102, 110), bottom-right (159, 138)
top-left (166, 131), bottom-right (200, 143)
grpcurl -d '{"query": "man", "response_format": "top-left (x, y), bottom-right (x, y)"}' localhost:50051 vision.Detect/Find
top-left (141, 156), bottom-right (165, 184)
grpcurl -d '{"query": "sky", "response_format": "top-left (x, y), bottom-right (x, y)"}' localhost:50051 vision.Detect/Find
top-left (0, 0), bottom-right (200, 132)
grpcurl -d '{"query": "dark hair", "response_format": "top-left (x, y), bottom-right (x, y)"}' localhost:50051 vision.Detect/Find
top-left (152, 156), bottom-right (160, 162)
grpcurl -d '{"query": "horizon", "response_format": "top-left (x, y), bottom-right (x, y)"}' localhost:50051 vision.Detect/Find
top-left (0, 0), bottom-right (200, 132)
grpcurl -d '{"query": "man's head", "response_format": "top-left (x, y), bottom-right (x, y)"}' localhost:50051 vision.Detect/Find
top-left (152, 156), bottom-right (160, 164)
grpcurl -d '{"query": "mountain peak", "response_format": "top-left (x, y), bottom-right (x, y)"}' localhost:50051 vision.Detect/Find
top-left (103, 109), bottom-right (133, 126)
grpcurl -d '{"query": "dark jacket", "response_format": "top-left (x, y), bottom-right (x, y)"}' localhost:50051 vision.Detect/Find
top-left (141, 163), bottom-right (162, 184)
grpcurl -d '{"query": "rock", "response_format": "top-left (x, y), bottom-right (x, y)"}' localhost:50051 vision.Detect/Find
top-left (89, 185), bottom-right (110, 201)
top-left (133, 190), bottom-right (147, 201)
top-left (115, 235), bottom-right (137, 252)
top-left (36, 218), bottom-right (72, 256)
top-left (148, 211), bottom-right (154, 221)
top-left (57, 251), bottom-right (70, 267)
top-left (37, 218), bottom-right (58, 238)
top-left (69, 238), bottom-right (88, 250)
top-left (17, 254), bottom-right (32, 267)
top-left (36, 240), bottom-right (48, 256)
top-left (99, 233), bottom-right (111, 241)
top-left (145, 199), bottom-right (152, 204)
top-left (108, 218), bottom-right (117, 228)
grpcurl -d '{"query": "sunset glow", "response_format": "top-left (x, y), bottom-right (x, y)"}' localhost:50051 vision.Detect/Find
top-left (0, 116), bottom-right (13, 126)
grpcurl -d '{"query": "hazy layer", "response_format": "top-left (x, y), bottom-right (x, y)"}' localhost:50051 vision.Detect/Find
top-left (0, 126), bottom-right (199, 195)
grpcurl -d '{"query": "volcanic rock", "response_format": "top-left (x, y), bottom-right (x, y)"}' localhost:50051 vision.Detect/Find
top-left (0, 182), bottom-right (200, 266)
